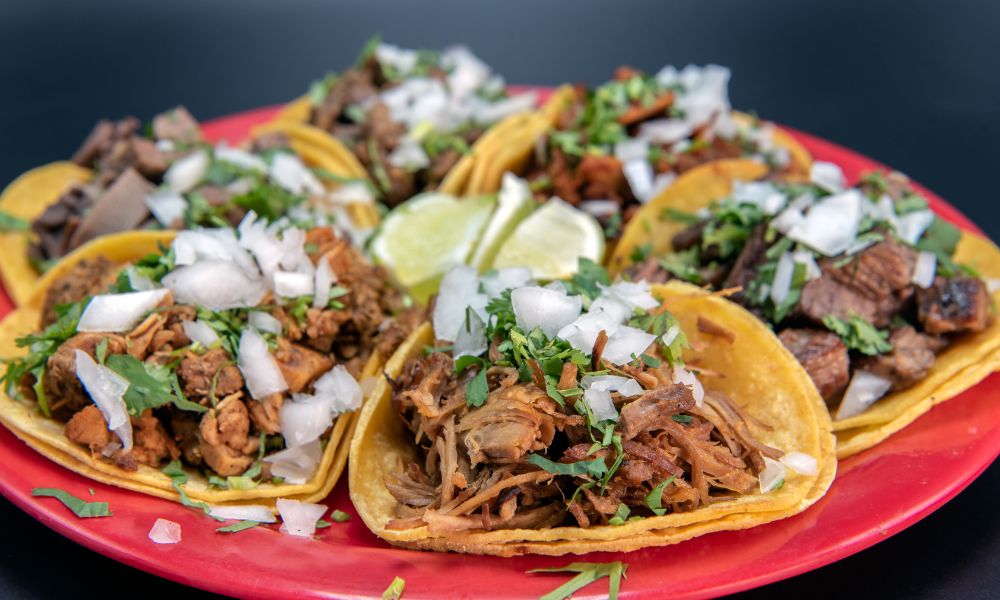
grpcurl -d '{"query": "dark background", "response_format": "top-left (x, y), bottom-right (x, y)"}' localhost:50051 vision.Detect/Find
top-left (1, 0), bottom-right (998, 597)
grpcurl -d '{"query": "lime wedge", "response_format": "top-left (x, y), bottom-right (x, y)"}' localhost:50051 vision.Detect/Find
top-left (469, 173), bottom-right (537, 270)
top-left (371, 192), bottom-right (495, 302)
top-left (491, 198), bottom-right (605, 280)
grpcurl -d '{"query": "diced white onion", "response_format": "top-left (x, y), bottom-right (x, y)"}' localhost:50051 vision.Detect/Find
top-left (598, 281), bottom-right (659, 314)
top-left (171, 229), bottom-right (258, 275)
top-left (614, 138), bottom-right (649, 163)
top-left (208, 505), bottom-right (276, 523)
top-left (623, 159), bottom-right (655, 203)
top-left (215, 143), bottom-right (267, 173)
top-left (145, 191), bottom-right (188, 227)
top-left (280, 395), bottom-right (333, 447)
top-left (163, 261), bottom-right (268, 310)
top-left (836, 370), bottom-right (893, 420)
top-left (780, 451), bottom-right (818, 476)
top-left (74, 351), bottom-right (132, 450)
top-left (237, 329), bottom-right (288, 400)
top-left (771, 206), bottom-right (806, 235)
top-left (433, 265), bottom-right (487, 342)
top-left (77, 289), bottom-right (171, 333)
top-left (311, 365), bottom-right (364, 415)
top-left (312, 257), bottom-right (337, 309)
top-left (602, 326), bottom-right (657, 366)
top-left (583, 388), bottom-right (618, 422)
top-left (672, 366), bottom-right (705, 407)
top-left (270, 153), bottom-right (323, 196)
top-left (649, 172), bottom-right (677, 198)
top-left (786, 189), bottom-right (863, 256)
top-left (809, 161), bottom-right (845, 192)
top-left (148, 519), bottom-right (181, 544)
top-left (557, 310), bottom-right (622, 355)
top-left (792, 250), bottom-right (822, 281)
top-left (182, 320), bottom-right (219, 347)
top-left (732, 181), bottom-right (787, 216)
top-left (638, 118), bottom-right (693, 145)
top-left (248, 311), bottom-right (283, 335)
top-left (164, 150), bottom-right (209, 194)
top-left (661, 325), bottom-right (681, 347)
top-left (273, 271), bottom-right (315, 298)
top-left (125, 267), bottom-right (155, 292)
top-left (479, 267), bottom-right (532, 299)
top-left (896, 210), bottom-right (936, 245)
top-left (276, 498), bottom-right (328, 538)
top-left (264, 440), bottom-right (321, 484)
top-left (388, 137), bottom-right (431, 170)
top-left (579, 200), bottom-right (620, 219)
top-left (912, 251), bottom-right (937, 289)
top-left (618, 378), bottom-right (645, 397)
top-left (759, 456), bottom-right (787, 493)
top-left (511, 286), bottom-right (583, 339)
top-left (769, 252), bottom-right (796, 306)
top-left (453, 310), bottom-right (487, 359)
top-left (581, 375), bottom-right (645, 398)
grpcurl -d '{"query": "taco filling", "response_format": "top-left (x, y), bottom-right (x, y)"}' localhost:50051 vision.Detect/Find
top-left (2, 217), bottom-right (419, 485)
top-left (626, 163), bottom-right (993, 419)
top-left (524, 65), bottom-right (804, 239)
top-left (305, 38), bottom-right (537, 205)
top-left (382, 264), bottom-right (817, 532)
top-left (28, 108), bottom-right (375, 272)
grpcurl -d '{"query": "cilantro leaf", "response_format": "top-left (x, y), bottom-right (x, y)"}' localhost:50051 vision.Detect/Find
top-left (0, 209), bottom-right (29, 232)
top-left (564, 258), bottom-right (611, 302)
top-left (526, 453), bottom-right (608, 478)
top-left (821, 313), bottom-right (893, 355)
top-left (231, 180), bottom-right (304, 222)
top-left (32, 488), bottom-right (111, 518)
top-left (607, 503), bottom-right (631, 526)
top-left (217, 520), bottom-right (260, 534)
top-left (466, 367), bottom-right (489, 408)
top-left (381, 576), bottom-right (405, 600)
top-left (644, 476), bottom-right (676, 516)
top-left (105, 354), bottom-right (206, 416)
top-left (530, 561), bottom-right (628, 600)
top-left (916, 218), bottom-right (961, 261)
top-left (330, 509), bottom-right (350, 523)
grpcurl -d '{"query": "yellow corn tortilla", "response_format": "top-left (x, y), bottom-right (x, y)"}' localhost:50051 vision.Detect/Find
top-left (0, 162), bottom-right (93, 306)
top-left (0, 230), bottom-right (381, 507)
top-left (349, 281), bottom-right (835, 555)
top-left (612, 162), bottom-right (1000, 458)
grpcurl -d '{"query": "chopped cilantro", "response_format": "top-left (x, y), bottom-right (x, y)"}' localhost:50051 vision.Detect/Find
top-left (629, 242), bottom-right (652, 264)
top-left (105, 354), bottom-right (207, 415)
top-left (644, 476), bottom-right (676, 516)
top-left (0, 209), bottom-right (29, 232)
top-left (217, 520), bottom-right (260, 534)
top-left (660, 206), bottom-right (702, 225)
top-left (821, 313), bottom-right (893, 356)
top-left (659, 248), bottom-right (704, 284)
top-left (381, 576), bottom-right (406, 600)
top-left (530, 561), bottom-right (627, 600)
top-left (607, 503), bottom-right (631, 526)
top-left (31, 488), bottom-right (111, 518)
top-left (330, 509), bottom-right (351, 523)
top-left (526, 454), bottom-right (608, 479)
top-left (465, 367), bottom-right (489, 408)
top-left (563, 258), bottom-right (611, 302)
top-left (231, 180), bottom-right (304, 222)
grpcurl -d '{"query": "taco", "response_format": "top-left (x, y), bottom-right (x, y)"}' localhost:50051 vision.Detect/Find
top-left (0, 106), bottom-right (373, 306)
top-left (349, 264), bottom-right (834, 555)
top-left (0, 218), bottom-right (421, 506)
top-left (613, 159), bottom-right (1000, 457)
top-left (485, 65), bottom-right (812, 244)
top-left (264, 38), bottom-right (545, 206)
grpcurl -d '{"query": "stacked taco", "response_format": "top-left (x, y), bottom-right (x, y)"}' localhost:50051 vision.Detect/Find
top-left (611, 159), bottom-right (1000, 457)
top-left (350, 263), bottom-right (834, 555)
top-left (0, 216), bottom-right (420, 506)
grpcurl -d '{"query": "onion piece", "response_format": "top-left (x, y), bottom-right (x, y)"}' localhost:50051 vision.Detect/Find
top-left (672, 366), bottom-right (705, 407)
top-left (769, 252), bottom-right (796, 306)
top-left (280, 395), bottom-right (333, 447)
top-left (618, 378), bottom-right (645, 398)
top-left (579, 200), bottom-right (620, 220)
top-left (77, 289), bottom-right (170, 333)
top-left (912, 251), bottom-right (937, 288)
top-left (264, 440), bottom-right (322, 484)
top-left (145, 191), bottom-right (188, 227)
top-left (208, 505), bottom-right (276, 523)
top-left (273, 271), bottom-right (315, 298)
top-left (276, 498), bottom-right (327, 538)
top-left (74, 350), bottom-right (132, 450)
top-left (453, 309), bottom-right (487, 359)
top-left (214, 143), bottom-right (267, 173)
top-left (480, 267), bottom-right (532, 299)
top-left (602, 326), bottom-right (657, 366)
top-left (311, 365), bottom-right (364, 415)
top-left (732, 181), bottom-right (787, 215)
top-left (623, 159), bottom-right (655, 203)
top-left (164, 150), bottom-right (209, 193)
top-left (312, 257), bottom-right (337, 309)
top-left (182, 320), bottom-right (219, 347)
top-left (792, 250), bottom-right (822, 281)
top-left (661, 325), bottom-right (681, 347)
top-left (511, 286), bottom-right (583, 339)
top-left (836, 370), bottom-right (893, 420)
top-left (248, 311), bottom-right (282, 335)
top-left (583, 388), bottom-right (618, 422)
top-left (163, 261), bottom-right (268, 310)
top-left (270, 153), bottom-right (323, 196)
top-left (125, 267), bottom-right (156, 292)
top-left (809, 161), bottom-right (845, 192)
top-left (388, 137), bottom-right (431, 170)
top-left (433, 266), bottom-right (487, 342)
top-left (758, 456), bottom-right (787, 493)
top-left (171, 229), bottom-right (258, 274)
top-left (786, 189), bottom-right (863, 256)
top-left (598, 281), bottom-right (659, 313)
top-left (557, 310), bottom-right (621, 355)
top-left (148, 519), bottom-right (181, 544)
top-left (238, 329), bottom-right (288, 400)
top-left (896, 210), bottom-right (936, 245)
top-left (780, 451), bottom-right (818, 476)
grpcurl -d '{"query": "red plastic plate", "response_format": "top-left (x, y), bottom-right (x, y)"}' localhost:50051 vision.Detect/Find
top-left (0, 91), bottom-right (996, 599)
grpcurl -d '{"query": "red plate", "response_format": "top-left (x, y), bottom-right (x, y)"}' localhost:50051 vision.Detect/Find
top-left (0, 90), bottom-right (997, 599)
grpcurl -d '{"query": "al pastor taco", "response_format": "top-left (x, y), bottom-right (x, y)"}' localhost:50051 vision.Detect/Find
top-left (613, 159), bottom-right (1000, 457)
top-left (349, 263), bottom-right (834, 555)
top-left (0, 106), bottom-right (373, 305)
top-left (0, 217), bottom-right (420, 506)
top-left (264, 38), bottom-right (545, 206)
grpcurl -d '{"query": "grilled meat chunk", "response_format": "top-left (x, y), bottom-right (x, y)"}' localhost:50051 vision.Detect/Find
top-left (856, 326), bottom-right (945, 391)
top-left (778, 328), bottom-right (850, 401)
top-left (917, 276), bottom-right (991, 334)
top-left (65, 405), bottom-right (113, 454)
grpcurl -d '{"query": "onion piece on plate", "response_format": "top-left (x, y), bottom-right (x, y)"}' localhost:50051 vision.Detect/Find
top-left (208, 505), bottom-right (277, 523)
top-left (276, 499), bottom-right (327, 538)
top-left (148, 519), bottom-right (181, 544)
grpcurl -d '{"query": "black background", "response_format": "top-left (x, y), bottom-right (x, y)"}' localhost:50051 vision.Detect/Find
top-left (1, 0), bottom-right (998, 598)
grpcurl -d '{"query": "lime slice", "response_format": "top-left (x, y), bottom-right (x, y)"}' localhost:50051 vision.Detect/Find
top-left (469, 173), bottom-right (537, 270)
top-left (491, 198), bottom-right (605, 280)
top-left (371, 192), bottom-right (495, 302)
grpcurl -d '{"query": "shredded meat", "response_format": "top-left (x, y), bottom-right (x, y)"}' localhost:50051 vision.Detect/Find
top-left (458, 384), bottom-right (557, 465)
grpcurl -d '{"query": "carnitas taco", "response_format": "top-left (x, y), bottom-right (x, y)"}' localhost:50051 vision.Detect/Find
top-left (350, 263), bottom-right (834, 555)
top-left (262, 38), bottom-right (544, 206)
top-left (0, 216), bottom-right (421, 506)
top-left (493, 65), bottom-right (812, 243)
top-left (613, 159), bottom-right (1000, 457)
top-left (0, 106), bottom-right (374, 306)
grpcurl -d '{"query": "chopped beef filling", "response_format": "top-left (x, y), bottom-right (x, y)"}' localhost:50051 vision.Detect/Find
top-left (778, 329), bottom-right (849, 401)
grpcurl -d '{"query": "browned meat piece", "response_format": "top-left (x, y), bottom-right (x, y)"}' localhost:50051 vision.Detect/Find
top-left (44, 334), bottom-right (128, 420)
top-left (39, 256), bottom-right (118, 327)
top-left (457, 384), bottom-right (557, 465)
top-left (670, 137), bottom-right (744, 174)
top-left (152, 106), bottom-right (201, 144)
top-left (618, 384), bottom-right (695, 439)
top-left (198, 396), bottom-right (259, 476)
top-left (273, 339), bottom-right (334, 393)
top-left (125, 409), bottom-right (180, 468)
top-left (618, 91), bottom-right (675, 126)
top-left (722, 224), bottom-right (768, 298)
top-left (917, 276), bottom-right (991, 334)
top-left (250, 132), bottom-right (290, 153)
top-left (365, 102), bottom-right (405, 151)
top-left (130, 137), bottom-right (168, 178)
top-left (170, 411), bottom-right (203, 465)
top-left (248, 393), bottom-right (283, 434)
top-left (65, 405), bottom-right (113, 453)
top-left (428, 148), bottom-right (462, 185)
top-left (310, 67), bottom-right (380, 133)
top-left (125, 313), bottom-right (166, 359)
top-left (778, 328), bottom-right (850, 401)
top-left (800, 239), bottom-right (917, 328)
top-left (176, 348), bottom-right (244, 399)
top-left (72, 119), bottom-right (116, 167)
top-left (67, 168), bottom-right (153, 250)
top-left (546, 148), bottom-right (582, 205)
top-left (29, 184), bottom-right (98, 263)
top-left (577, 154), bottom-right (628, 203)
top-left (671, 222), bottom-right (706, 252)
top-left (856, 326), bottom-right (943, 391)
top-left (622, 257), bottom-right (672, 285)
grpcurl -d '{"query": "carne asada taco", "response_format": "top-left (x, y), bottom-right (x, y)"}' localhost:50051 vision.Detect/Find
top-left (0, 217), bottom-right (421, 506)
top-left (0, 106), bottom-right (375, 306)
top-left (490, 65), bottom-right (811, 244)
top-left (613, 159), bottom-right (1000, 457)
top-left (350, 264), bottom-right (835, 555)
top-left (267, 38), bottom-right (544, 206)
